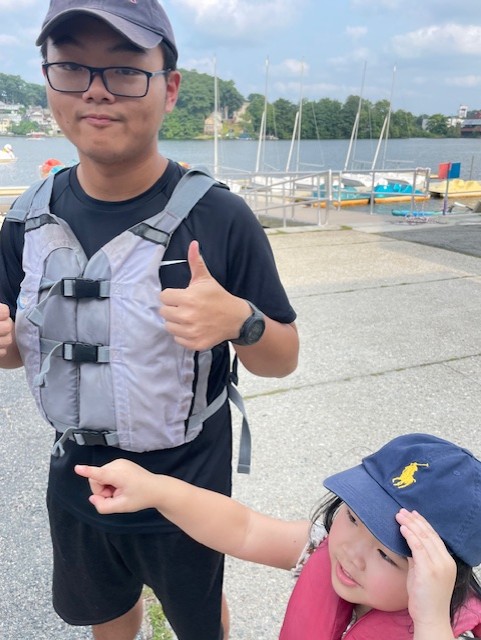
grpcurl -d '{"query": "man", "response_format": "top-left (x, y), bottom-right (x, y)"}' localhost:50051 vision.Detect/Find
top-left (0, 1), bottom-right (299, 639)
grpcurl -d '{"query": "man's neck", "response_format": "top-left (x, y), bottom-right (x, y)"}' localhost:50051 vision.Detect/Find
top-left (76, 153), bottom-right (169, 202)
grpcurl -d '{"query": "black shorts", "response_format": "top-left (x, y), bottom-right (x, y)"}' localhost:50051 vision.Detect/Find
top-left (47, 494), bottom-right (224, 640)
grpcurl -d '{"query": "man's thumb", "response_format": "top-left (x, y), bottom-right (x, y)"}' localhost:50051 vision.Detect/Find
top-left (188, 240), bottom-right (210, 284)
top-left (0, 302), bottom-right (10, 319)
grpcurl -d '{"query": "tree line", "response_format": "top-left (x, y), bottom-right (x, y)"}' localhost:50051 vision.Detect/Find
top-left (0, 70), bottom-right (462, 140)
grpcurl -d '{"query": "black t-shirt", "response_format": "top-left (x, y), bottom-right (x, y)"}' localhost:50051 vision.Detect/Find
top-left (0, 160), bottom-right (296, 533)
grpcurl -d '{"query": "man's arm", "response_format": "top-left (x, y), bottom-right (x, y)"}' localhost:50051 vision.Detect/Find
top-left (232, 315), bottom-right (298, 378)
top-left (160, 241), bottom-right (299, 377)
top-left (0, 303), bottom-right (22, 368)
top-left (75, 458), bottom-right (310, 570)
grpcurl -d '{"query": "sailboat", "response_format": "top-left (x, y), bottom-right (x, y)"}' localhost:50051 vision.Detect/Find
top-left (342, 66), bottom-right (429, 203)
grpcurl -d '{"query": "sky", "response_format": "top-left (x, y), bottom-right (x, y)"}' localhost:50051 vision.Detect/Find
top-left (0, 0), bottom-right (480, 117)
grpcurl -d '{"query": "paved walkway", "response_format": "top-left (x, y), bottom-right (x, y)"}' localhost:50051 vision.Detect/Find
top-left (3, 208), bottom-right (481, 638)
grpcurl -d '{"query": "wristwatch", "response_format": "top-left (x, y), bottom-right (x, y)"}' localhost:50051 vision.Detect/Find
top-left (231, 301), bottom-right (266, 346)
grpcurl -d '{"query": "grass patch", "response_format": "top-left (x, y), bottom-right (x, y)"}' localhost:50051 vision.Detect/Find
top-left (143, 587), bottom-right (175, 640)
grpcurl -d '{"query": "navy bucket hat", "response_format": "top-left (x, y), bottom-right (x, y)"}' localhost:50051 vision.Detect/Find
top-left (36, 0), bottom-right (178, 61)
top-left (324, 433), bottom-right (481, 566)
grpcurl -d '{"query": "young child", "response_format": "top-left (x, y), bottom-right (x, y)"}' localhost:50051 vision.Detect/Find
top-left (75, 433), bottom-right (481, 640)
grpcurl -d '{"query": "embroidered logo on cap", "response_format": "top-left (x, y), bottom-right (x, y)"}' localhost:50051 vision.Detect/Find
top-left (392, 462), bottom-right (429, 488)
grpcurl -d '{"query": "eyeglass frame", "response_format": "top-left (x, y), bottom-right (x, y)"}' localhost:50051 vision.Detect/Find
top-left (42, 62), bottom-right (172, 98)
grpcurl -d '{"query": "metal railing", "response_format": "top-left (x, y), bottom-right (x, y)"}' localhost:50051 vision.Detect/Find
top-left (216, 166), bottom-right (432, 228)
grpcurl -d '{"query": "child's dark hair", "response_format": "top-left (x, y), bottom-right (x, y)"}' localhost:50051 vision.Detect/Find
top-left (312, 494), bottom-right (481, 623)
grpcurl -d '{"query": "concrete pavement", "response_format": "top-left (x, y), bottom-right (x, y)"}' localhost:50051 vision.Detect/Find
top-left (3, 208), bottom-right (481, 638)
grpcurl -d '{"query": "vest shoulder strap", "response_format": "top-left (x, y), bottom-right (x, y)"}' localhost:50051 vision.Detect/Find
top-left (166, 167), bottom-right (251, 473)
top-left (6, 176), bottom-right (55, 222)
top-left (164, 165), bottom-right (217, 223)
top-left (6, 167), bottom-right (217, 227)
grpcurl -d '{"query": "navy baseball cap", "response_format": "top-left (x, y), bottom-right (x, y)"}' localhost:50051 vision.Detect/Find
top-left (36, 0), bottom-right (178, 61)
top-left (324, 433), bottom-right (481, 566)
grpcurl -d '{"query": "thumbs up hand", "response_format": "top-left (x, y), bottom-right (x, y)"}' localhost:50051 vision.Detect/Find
top-left (159, 240), bottom-right (251, 351)
top-left (187, 238), bottom-right (213, 288)
top-left (0, 302), bottom-right (14, 358)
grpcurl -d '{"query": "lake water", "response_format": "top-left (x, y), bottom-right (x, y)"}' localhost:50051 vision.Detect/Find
top-left (1, 135), bottom-right (481, 187)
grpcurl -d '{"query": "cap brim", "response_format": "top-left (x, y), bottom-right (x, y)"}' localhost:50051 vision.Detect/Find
top-left (324, 464), bottom-right (411, 558)
top-left (36, 9), bottom-right (164, 49)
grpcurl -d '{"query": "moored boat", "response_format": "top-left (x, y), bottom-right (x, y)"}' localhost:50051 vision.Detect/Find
top-left (0, 144), bottom-right (16, 163)
top-left (373, 183), bottom-right (430, 204)
top-left (391, 208), bottom-right (444, 217)
top-left (429, 179), bottom-right (481, 198)
top-left (312, 184), bottom-right (370, 208)
top-left (0, 185), bottom-right (28, 197)
top-left (40, 157), bottom-right (65, 178)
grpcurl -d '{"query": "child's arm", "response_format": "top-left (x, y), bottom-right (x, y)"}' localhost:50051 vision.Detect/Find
top-left (75, 459), bottom-right (310, 570)
top-left (396, 509), bottom-right (457, 640)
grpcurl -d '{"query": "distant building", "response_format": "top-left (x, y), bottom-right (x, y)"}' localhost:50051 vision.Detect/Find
top-left (232, 102), bottom-right (249, 124)
top-left (203, 111), bottom-right (223, 136)
top-left (0, 102), bottom-right (23, 132)
top-left (458, 104), bottom-right (468, 119)
top-left (447, 115), bottom-right (463, 128)
top-left (460, 119), bottom-right (481, 138)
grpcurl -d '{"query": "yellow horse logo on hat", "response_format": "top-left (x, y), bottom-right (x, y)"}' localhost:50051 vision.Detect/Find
top-left (392, 462), bottom-right (429, 488)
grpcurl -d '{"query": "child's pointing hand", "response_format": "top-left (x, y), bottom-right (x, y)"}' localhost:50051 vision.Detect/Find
top-left (75, 460), bottom-right (157, 514)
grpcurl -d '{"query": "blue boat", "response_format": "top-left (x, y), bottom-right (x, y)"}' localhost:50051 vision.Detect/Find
top-left (391, 209), bottom-right (444, 217)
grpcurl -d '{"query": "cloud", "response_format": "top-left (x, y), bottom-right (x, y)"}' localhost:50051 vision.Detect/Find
top-left (181, 56), bottom-right (217, 74)
top-left (350, 0), bottom-right (402, 8)
top-left (328, 47), bottom-right (372, 67)
top-left (0, 34), bottom-right (20, 46)
top-left (445, 75), bottom-right (481, 88)
top-left (172, 0), bottom-right (302, 44)
top-left (413, 0), bottom-right (481, 23)
top-left (346, 26), bottom-right (368, 39)
top-left (272, 80), bottom-right (340, 100)
top-left (0, 0), bottom-right (36, 7)
top-left (392, 24), bottom-right (481, 58)
top-left (270, 59), bottom-right (310, 78)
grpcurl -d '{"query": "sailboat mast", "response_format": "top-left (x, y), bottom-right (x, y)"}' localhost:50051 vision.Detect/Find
top-left (255, 57), bottom-right (269, 173)
top-left (371, 115), bottom-right (389, 171)
top-left (295, 60), bottom-right (305, 172)
top-left (213, 55), bottom-right (219, 178)
top-left (286, 111), bottom-right (300, 172)
top-left (344, 61), bottom-right (367, 171)
top-left (381, 65), bottom-right (396, 170)
top-left (286, 60), bottom-right (305, 172)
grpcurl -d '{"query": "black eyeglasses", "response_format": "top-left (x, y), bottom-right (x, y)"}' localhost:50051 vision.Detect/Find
top-left (42, 62), bottom-right (171, 98)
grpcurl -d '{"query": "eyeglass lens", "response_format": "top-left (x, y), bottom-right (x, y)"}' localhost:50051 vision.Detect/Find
top-left (46, 64), bottom-right (151, 97)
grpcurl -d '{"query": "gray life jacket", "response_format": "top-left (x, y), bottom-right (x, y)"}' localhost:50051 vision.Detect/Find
top-left (7, 167), bottom-right (251, 473)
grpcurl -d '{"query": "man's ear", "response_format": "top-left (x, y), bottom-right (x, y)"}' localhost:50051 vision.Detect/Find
top-left (165, 70), bottom-right (181, 113)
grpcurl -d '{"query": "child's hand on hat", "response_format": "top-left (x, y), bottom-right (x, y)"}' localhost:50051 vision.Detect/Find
top-left (396, 509), bottom-right (456, 639)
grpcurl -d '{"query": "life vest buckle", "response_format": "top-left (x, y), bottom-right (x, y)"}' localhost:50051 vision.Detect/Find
top-left (62, 341), bottom-right (101, 363)
top-left (61, 277), bottom-right (103, 299)
top-left (52, 427), bottom-right (119, 457)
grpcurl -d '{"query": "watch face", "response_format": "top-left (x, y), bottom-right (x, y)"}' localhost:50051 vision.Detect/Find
top-left (231, 302), bottom-right (266, 345)
top-left (245, 318), bottom-right (265, 345)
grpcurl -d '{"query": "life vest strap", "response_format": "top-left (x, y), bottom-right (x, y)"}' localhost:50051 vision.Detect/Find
top-left (51, 427), bottom-right (120, 457)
